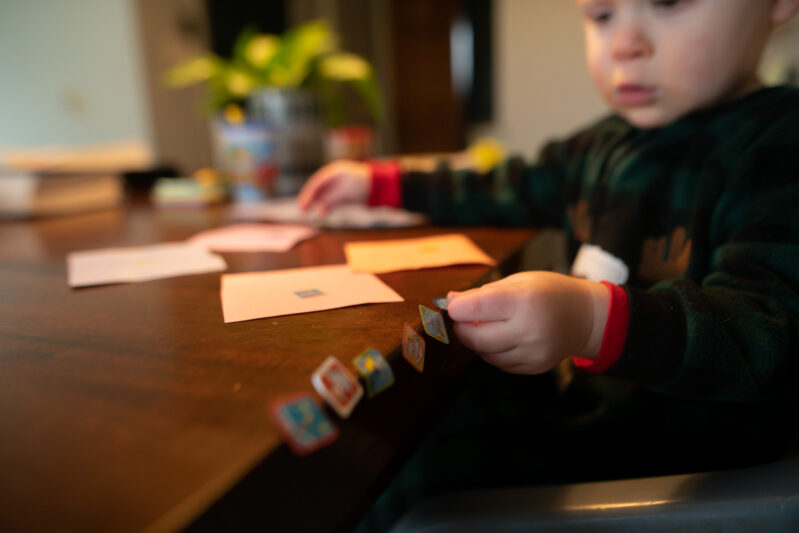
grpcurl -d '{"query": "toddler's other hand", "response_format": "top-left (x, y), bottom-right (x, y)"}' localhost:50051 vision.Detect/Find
top-left (447, 272), bottom-right (609, 374)
top-left (297, 160), bottom-right (370, 213)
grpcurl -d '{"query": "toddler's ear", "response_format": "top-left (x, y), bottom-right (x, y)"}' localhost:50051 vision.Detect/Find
top-left (772, 0), bottom-right (799, 26)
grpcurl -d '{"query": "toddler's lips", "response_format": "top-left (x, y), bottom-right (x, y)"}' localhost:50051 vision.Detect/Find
top-left (616, 84), bottom-right (658, 106)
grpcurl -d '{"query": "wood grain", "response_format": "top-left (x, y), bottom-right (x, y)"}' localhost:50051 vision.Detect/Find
top-left (0, 205), bottom-right (533, 532)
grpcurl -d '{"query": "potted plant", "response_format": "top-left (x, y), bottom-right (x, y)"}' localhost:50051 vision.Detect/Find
top-left (166, 19), bottom-right (382, 199)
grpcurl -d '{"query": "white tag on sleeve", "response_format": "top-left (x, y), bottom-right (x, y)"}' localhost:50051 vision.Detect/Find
top-left (570, 243), bottom-right (629, 285)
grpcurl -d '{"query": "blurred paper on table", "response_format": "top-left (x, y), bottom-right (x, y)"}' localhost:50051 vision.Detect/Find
top-left (344, 234), bottom-right (496, 274)
top-left (229, 198), bottom-right (317, 224)
top-left (228, 197), bottom-right (426, 229)
top-left (68, 242), bottom-right (227, 288)
top-left (220, 264), bottom-right (404, 323)
top-left (187, 223), bottom-right (318, 252)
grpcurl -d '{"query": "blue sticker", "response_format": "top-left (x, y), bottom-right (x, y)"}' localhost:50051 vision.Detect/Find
top-left (420, 305), bottom-right (449, 344)
top-left (270, 393), bottom-right (339, 455)
top-left (433, 297), bottom-right (449, 310)
top-left (353, 348), bottom-right (395, 397)
top-left (294, 289), bottom-right (324, 298)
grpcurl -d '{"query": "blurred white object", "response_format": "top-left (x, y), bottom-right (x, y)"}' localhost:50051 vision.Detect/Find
top-left (228, 198), bottom-right (427, 229)
top-left (570, 243), bottom-right (629, 285)
top-left (0, 168), bottom-right (123, 219)
top-left (0, 140), bottom-right (150, 218)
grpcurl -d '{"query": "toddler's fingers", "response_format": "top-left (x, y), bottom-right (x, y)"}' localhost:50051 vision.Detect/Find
top-left (447, 285), bottom-right (515, 323)
top-left (297, 176), bottom-right (326, 211)
top-left (315, 182), bottom-right (358, 212)
top-left (297, 166), bottom-right (339, 210)
top-left (452, 319), bottom-right (515, 354)
top-left (480, 272), bottom-right (533, 288)
top-left (478, 345), bottom-right (524, 371)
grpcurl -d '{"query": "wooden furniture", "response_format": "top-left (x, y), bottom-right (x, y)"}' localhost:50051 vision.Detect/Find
top-left (0, 204), bottom-right (533, 532)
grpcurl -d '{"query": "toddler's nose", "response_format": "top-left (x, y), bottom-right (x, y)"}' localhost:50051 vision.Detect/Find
top-left (611, 24), bottom-right (653, 61)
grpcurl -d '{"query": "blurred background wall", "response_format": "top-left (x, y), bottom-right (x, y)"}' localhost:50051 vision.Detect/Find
top-left (1, 0), bottom-right (798, 175)
top-left (0, 0), bottom-right (152, 148)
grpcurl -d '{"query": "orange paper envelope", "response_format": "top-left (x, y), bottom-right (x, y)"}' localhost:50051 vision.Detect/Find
top-left (220, 264), bottom-right (404, 323)
top-left (344, 233), bottom-right (496, 274)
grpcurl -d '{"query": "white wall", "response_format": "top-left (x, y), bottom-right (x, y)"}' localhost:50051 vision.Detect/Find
top-left (0, 0), bottom-right (152, 149)
top-left (474, 0), bottom-right (606, 159)
top-left (477, 0), bottom-right (799, 160)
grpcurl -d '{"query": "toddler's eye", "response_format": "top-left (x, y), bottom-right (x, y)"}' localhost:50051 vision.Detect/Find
top-left (584, 7), bottom-right (614, 25)
top-left (652, 0), bottom-right (687, 10)
top-left (593, 10), bottom-right (613, 23)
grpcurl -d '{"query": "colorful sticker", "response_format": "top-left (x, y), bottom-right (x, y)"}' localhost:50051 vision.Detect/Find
top-left (433, 296), bottom-right (449, 310)
top-left (294, 289), bottom-right (324, 298)
top-left (401, 323), bottom-right (425, 373)
top-left (352, 348), bottom-right (395, 398)
top-left (419, 305), bottom-right (449, 344)
top-left (269, 393), bottom-right (339, 456)
top-left (311, 356), bottom-right (363, 418)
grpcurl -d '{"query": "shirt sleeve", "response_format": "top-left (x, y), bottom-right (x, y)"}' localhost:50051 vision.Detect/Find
top-left (395, 139), bottom-right (581, 228)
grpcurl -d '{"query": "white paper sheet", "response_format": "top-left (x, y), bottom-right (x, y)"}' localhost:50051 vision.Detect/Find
top-left (68, 242), bottom-right (227, 287)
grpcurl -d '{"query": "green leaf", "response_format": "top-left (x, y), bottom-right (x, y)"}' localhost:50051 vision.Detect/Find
top-left (165, 18), bottom-right (385, 120)
top-left (164, 55), bottom-right (221, 87)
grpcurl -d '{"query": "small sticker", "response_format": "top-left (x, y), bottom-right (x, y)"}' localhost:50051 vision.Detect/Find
top-left (419, 305), bottom-right (449, 344)
top-left (401, 323), bottom-right (425, 373)
top-left (353, 348), bottom-right (395, 398)
top-left (433, 296), bottom-right (449, 311)
top-left (294, 289), bottom-right (324, 298)
top-left (311, 356), bottom-right (363, 418)
top-left (269, 393), bottom-right (339, 456)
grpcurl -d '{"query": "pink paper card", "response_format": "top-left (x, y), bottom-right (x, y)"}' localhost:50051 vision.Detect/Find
top-left (187, 223), bottom-right (318, 252)
top-left (220, 264), bottom-right (404, 323)
top-left (344, 233), bottom-right (496, 274)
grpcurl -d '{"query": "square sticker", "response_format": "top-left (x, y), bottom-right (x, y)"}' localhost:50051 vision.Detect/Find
top-left (311, 356), bottom-right (363, 418)
top-left (294, 289), bottom-right (324, 298)
top-left (401, 323), bottom-right (425, 373)
top-left (420, 305), bottom-right (449, 344)
top-left (433, 296), bottom-right (449, 310)
top-left (352, 348), bottom-right (395, 398)
top-left (269, 393), bottom-right (339, 456)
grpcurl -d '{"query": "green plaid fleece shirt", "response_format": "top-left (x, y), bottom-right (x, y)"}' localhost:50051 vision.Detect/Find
top-left (401, 86), bottom-right (799, 403)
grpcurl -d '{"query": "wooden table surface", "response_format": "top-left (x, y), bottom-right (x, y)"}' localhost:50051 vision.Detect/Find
top-left (0, 204), bottom-right (534, 532)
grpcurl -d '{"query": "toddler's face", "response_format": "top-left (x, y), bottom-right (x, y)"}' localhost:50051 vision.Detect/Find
top-left (577, 0), bottom-right (774, 128)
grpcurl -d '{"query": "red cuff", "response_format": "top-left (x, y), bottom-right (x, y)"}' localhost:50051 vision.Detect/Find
top-left (367, 159), bottom-right (402, 207)
top-left (571, 281), bottom-right (629, 374)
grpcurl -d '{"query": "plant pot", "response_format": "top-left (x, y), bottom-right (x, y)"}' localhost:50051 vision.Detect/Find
top-left (247, 88), bottom-right (327, 197)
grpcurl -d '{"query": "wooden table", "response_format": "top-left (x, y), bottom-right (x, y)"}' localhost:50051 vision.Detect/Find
top-left (0, 204), bottom-right (534, 532)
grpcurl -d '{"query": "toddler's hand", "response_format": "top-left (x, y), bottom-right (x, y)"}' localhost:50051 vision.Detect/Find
top-left (297, 160), bottom-right (370, 213)
top-left (447, 272), bottom-right (610, 374)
